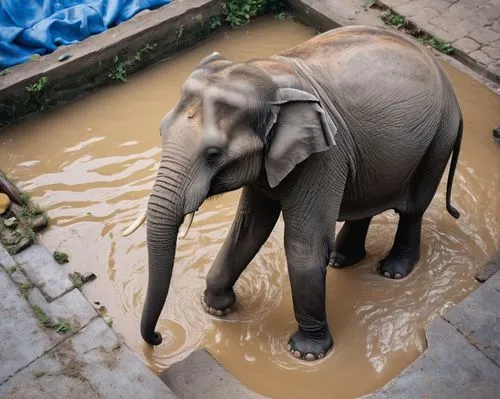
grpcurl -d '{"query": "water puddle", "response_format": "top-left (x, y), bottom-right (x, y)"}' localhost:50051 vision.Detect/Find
top-left (1, 17), bottom-right (499, 399)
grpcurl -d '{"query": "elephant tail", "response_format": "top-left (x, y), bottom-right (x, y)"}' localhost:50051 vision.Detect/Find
top-left (445, 118), bottom-right (463, 219)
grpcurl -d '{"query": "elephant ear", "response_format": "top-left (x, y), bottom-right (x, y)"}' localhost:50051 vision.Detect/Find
top-left (265, 88), bottom-right (337, 188)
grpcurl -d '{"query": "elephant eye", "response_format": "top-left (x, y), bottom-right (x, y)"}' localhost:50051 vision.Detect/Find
top-left (204, 147), bottom-right (222, 165)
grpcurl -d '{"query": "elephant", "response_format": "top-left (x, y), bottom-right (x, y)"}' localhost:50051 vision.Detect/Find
top-left (123, 25), bottom-right (463, 361)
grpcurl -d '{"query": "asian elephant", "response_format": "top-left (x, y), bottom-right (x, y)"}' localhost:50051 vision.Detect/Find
top-left (123, 25), bottom-right (462, 361)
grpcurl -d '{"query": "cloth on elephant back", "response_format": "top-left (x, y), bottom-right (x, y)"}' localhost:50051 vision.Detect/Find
top-left (0, 0), bottom-right (172, 69)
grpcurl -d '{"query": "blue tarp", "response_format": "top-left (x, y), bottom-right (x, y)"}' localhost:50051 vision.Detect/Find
top-left (0, 1), bottom-right (172, 69)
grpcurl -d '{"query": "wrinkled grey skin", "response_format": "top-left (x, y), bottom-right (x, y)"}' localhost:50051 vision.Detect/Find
top-left (140, 25), bottom-right (462, 361)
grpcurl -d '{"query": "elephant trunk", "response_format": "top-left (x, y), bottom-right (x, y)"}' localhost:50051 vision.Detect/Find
top-left (140, 168), bottom-right (186, 346)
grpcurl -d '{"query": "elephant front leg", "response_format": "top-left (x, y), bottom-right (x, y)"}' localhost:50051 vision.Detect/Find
top-left (284, 229), bottom-right (333, 361)
top-left (203, 186), bottom-right (281, 315)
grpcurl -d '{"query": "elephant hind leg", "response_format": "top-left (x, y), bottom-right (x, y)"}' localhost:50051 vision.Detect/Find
top-left (331, 217), bottom-right (372, 268)
top-left (378, 213), bottom-right (422, 279)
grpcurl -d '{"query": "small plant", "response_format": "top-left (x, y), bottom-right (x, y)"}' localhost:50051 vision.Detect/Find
top-left (54, 321), bottom-right (72, 333)
top-left (53, 251), bottom-right (69, 264)
top-left (423, 37), bottom-right (454, 54)
top-left (224, 0), bottom-right (266, 27)
top-left (0, 70), bottom-right (9, 77)
top-left (275, 11), bottom-right (289, 21)
top-left (24, 227), bottom-right (36, 244)
top-left (25, 77), bottom-right (48, 95)
top-left (33, 305), bottom-right (72, 333)
top-left (134, 43), bottom-right (157, 62)
top-left (381, 8), bottom-right (406, 29)
top-left (10, 266), bottom-right (17, 273)
top-left (210, 15), bottom-right (222, 30)
top-left (33, 371), bottom-right (45, 378)
top-left (109, 56), bottom-right (127, 82)
top-left (21, 204), bottom-right (43, 219)
top-left (33, 305), bottom-right (52, 327)
top-left (20, 192), bottom-right (31, 206)
top-left (20, 282), bottom-right (34, 296)
top-left (69, 272), bottom-right (83, 288)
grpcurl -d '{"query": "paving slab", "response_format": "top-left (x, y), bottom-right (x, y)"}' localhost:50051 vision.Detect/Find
top-left (0, 268), bottom-right (54, 384)
top-left (444, 272), bottom-right (500, 367)
top-left (362, 317), bottom-right (500, 399)
top-left (28, 287), bottom-right (97, 333)
top-left (14, 245), bottom-right (73, 300)
top-left (160, 349), bottom-right (267, 399)
top-left (475, 251), bottom-right (500, 282)
top-left (379, 0), bottom-right (500, 83)
top-left (0, 318), bottom-right (176, 399)
top-left (0, 244), bottom-right (17, 269)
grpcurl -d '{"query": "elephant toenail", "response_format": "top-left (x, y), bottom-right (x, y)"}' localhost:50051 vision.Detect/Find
top-left (209, 307), bottom-right (216, 314)
top-left (318, 353), bottom-right (325, 359)
top-left (215, 309), bottom-right (223, 316)
top-left (293, 350), bottom-right (301, 358)
top-left (224, 307), bottom-right (231, 315)
top-left (384, 271), bottom-right (391, 278)
top-left (287, 344), bottom-right (291, 351)
top-left (395, 273), bottom-right (402, 279)
top-left (305, 353), bottom-right (315, 361)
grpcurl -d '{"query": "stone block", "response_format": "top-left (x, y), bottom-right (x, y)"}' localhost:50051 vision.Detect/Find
top-left (476, 252), bottom-right (500, 282)
top-left (469, 27), bottom-right (499, 45)
top-left (443, 272), bottom-right (500, 366)
top-left (0, 269), bottom-right (53, 384)
top-left (482, 46), bottom-right (500, 61)
top-left (470, 49), bottom-right (495, 67)
top-left (362, 318), bottom-right (500, 398)
top-left (410, 7), bottom-right (440, 27)
top-left (0, 244), bottom-right (16, 269)
top-left (8, 266), bottom-right (30, 286)
top-left (449, 3), bottom-right (477, 19)
top-left (14, 245), bottom-right (73, 300)
top-left (28, 288), bottom-right (97, 333)
top-left (454, 37), bottom-right (481, 54)
top-left (0, 319), bottom-right (175, 399)
top-left (486, 62), bottom-right (500, 78)
top-left (160, 349), bottom-right (267, 398)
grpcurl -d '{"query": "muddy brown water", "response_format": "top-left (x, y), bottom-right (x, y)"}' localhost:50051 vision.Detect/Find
top-left (1, 17), bottom-right (499, 399)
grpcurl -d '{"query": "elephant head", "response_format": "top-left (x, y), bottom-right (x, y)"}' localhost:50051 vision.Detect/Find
top-left (123, 52), bottom-right (337, 345)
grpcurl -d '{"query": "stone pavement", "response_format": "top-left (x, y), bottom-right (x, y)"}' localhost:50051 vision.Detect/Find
top-left (0, 243), bottom-right (175, 399)
top-left (379, 0), bottom-right (500, 82)
top-left (363, 268), bottom-right (500, 399)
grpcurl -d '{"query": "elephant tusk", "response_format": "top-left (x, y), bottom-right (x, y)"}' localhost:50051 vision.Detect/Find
top-left (178, 212), bottom-right (195, 239)
top-left (121, 208), bottom-right (147, 237)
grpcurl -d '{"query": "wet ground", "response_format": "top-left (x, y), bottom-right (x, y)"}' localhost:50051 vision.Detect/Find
top-left (0, 17), bottom-right (499, 399)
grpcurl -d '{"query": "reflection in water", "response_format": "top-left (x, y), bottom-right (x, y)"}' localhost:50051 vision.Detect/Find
top-left (1, 17), bottom-right (499, 399)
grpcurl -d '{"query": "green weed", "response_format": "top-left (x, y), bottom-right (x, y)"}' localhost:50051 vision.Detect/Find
top-left (53, 251), bottom-right (69, 264)
top-left (25, 77), bottom-right (48, 95)
top-left (20, 282), bottom-right (34, 296)
top-left (109, 56), bottom-right (127, 82)
top-left (33, 305), bottom-right (52, 327)
top-left (134, 43), bottom-right (157, 62)
top-left (381, 8), bottom-right (406, 29)
top-left (54, 321), bottom-right (72, 333)
top-left (10, 266), bottom-right (17, 273)
top-left (209, 15), bottom-right (222, 30)
top-left (33, 305), bottom-right (72, 333)
top-left (24, 227), bottom-right (36, 244)
top-left (0, 70), bottom-right (9, 77)
top-left (422, 36), bottom-right (454, 54)
top-left (224, 0), bottom-right (285, 28)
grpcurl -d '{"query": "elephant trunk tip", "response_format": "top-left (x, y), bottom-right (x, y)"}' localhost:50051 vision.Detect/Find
top-left (142, 330), bottom-right (163, 346)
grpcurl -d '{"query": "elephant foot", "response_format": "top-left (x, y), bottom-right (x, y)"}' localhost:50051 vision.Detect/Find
top-left (287, 327), bottom-right (333, 361)
top-left (202, 289), bottom-right (235, 316)
top-left (330, 248), bottom-right (366, 268)
top-left (378, 247), bottom-right (420, 279)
